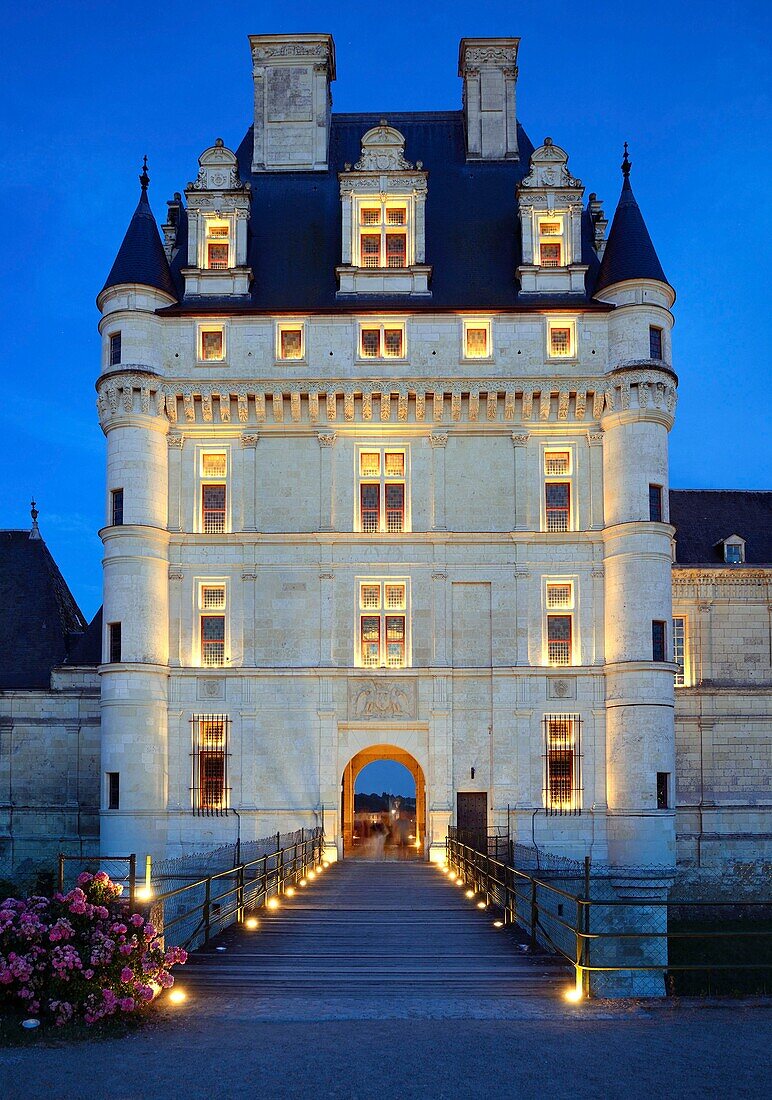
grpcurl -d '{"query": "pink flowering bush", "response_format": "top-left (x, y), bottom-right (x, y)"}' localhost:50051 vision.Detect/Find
top-left (0, 871), bottom-right (186, 1026)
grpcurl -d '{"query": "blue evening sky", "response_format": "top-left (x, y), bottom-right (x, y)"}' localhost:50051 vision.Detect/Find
top-left (355, 761), bottom-right (416, 799)
top-left (2, 0), bottom-right (770, 636)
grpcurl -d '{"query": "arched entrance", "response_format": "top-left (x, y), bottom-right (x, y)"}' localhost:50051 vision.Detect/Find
top-left (341, 744), bottom-right (426, 860)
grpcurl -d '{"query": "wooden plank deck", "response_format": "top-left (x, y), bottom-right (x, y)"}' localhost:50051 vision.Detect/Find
top-left (181, 859), bottom-right (570, 1015)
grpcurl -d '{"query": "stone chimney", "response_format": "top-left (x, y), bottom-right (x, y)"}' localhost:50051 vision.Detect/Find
top-left (458, 38), bottom-right (520, 161)
top-left (249, 34), bottom-right (336, 172)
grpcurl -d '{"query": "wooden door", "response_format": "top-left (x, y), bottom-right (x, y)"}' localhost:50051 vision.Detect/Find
top-left (457, 792), bottom-right (488, 852)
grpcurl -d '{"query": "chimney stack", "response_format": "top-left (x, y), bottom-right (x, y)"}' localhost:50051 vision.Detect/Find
top-left (458, 38), bottom-right (520, 161)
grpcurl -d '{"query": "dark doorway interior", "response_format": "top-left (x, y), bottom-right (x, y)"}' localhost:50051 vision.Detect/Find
top-left (456, 791), bottom-right (488, 852)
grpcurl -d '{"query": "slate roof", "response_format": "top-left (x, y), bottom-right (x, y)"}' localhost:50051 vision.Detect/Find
top-left (66, 607), bottom-right (103, 667)
top-left (596, 172), bottom-right (669, 293)
top-left (0, 532), bottom-right (89, 689)
top-left (161, 112), bottom-right (614, 313)
top-left (670, 491), bottom-right (772, 566)
top-left (101, 185), bottom-right (177, 300)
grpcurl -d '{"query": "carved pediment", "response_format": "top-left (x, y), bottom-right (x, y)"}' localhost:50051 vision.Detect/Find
top-left (188, 138), bottom-right (249, 193)
top-left (520, 137), bottom-right (581, 191)
top-left (352, 122), bottom-right (417, 173)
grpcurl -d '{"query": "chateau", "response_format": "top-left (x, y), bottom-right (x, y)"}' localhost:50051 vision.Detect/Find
top-left (1, 33), bottom-right (769, 887)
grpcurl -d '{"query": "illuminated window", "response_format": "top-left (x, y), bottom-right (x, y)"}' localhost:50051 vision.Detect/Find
top-left (538, 217), bottom-right (565, 267)
top-left (546, 582), bottom-right (573, 609)
top-left (204, 220), bottom-right (231, 270)
top-left (110, 488), bottom-right (124, 527)
top-left (356, 201), bottom-right (409, 268)
top-left (201, 615), bottom-right (225, 667)
top-left (108, 622), bottom-right (121, 664)
top-left (199, 326), bottom-right (225, 361)
top-left (357, 448), bottom-right (407, 533)
top-left (359, 323), bottom-right (405, 359)
top-left (109, 332), bottom-right (121, 366)
top-left (278, 325), bottom-right (304, 360)
top-left (544, 450), bottom-right (572, 532)
top-left (649, 484), bottom-right (663, 522)
top-left (192, 715), bottom-right (230, 815)
top-left (201, 452), bottom-right (227, 534)
top-left (673, 616), bottom-right (686, 687)
top-left (358, 581), bottom-right (408, 668)
top-left (652, 620), bottom-right (667, 662)
top-left (649, 326), bottom-right (663, 360)
top-left (549, 327), bottom-right (572, 357)
top-left (463, 320), bottom-right (491, 359)
top-left (201, 584), bottom-right (226, 610)
top-left (547, 615), bottom-right (572, 666)
top-left (544, 714), bottom-right (581, 815)
top-left (544, 451), bottom-right (570, 477)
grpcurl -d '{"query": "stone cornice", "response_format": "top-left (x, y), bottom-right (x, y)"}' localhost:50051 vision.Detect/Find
top-left (673, 567), bottom-right (771, 588)
top-left (95, 367), bottom-right (676, 430)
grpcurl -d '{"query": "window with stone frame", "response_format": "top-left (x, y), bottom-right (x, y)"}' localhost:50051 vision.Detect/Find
top-left (548, 325), bottom-right (573, 357)
top-left (673, 616), bottom-right (686, 687)
top-left (544, 714), bottom-right (582, 815)
top-left (109, 331), bottom-right (122, 366)
top-left (463, 319), bottom-right (492, 359)
top-left (200, 326), bottom-right (225, 361)
top-left (108, 622), bottom-right (122, 664)
top-left (356, 201), bottom-right (408, 269)
top-left (652, 620), bottom-right (667, 662)
top-left (649, 484), bottom-right (664, 522)
top-left (200, 452), bottom-right (227, 534)
top-left (199, 584), bottom-right (226, 667)
top-left (204, 219), bottom-right (231, 270)
top-left (538, 217), bottom-right (565, 268)
top-left (547, 614), bottom-right (572, 666)
top-left (111, 488), bottom-right (124, 527)
top-left (358, 448), bottom-right (407, 533)
top-left (192, 715), bottom-right (230, 815)
top-left (358, 581), bottom-right (407, 668)
top-left (649, 325), bottom-right (663, 360)
top-left (544, 449), bottom-right (572, 532)
top-left (278, 325), bottom-right (304, 360)
top-left (359, 323), bottom-right (405, 359)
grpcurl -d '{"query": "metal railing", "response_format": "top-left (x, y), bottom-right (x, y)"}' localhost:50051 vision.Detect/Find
top-left (151, 828), bottom-right (324, 951)
top-left (447, 835), bottom-right (772, 998)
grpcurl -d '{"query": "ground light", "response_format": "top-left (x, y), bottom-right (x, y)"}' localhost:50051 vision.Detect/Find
top-left (168, 989), bottom-right (186, 1005)
top-left (564, 983), bottom-right (583, 1003)
top-left (455, 879), bottom-right (464, 887)
top-left (244, 917), bottom-right (258, 930)
top-left (315, 865), bottom-right (323, 873)
top-left (493, 920), bottom-right (503, 928)
top-left (307, 870), bottom-right (316, 881)
top-left (322, 861), bottom-right (330, 869)
top-left (465, 889), bottom-right (475, 899)
top-left (477, 901), bottom-right (486, 910)
top-left (299, 878), bottom-right (308, 887)
top-left (447, 872), bottom-right (457, 881)
top-left (285, 886), bottom-right (296, 897)
top-left (266, 896), bottom-right (280, 910)
top-left (135, 886), bottom-right (153, 902)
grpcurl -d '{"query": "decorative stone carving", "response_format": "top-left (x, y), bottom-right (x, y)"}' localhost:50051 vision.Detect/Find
top-left (317, 432), bottom-right (337, 447)
top-left (548, 678), bottom-right (576, 700)
top-left (188, 139), bottom-right (247, 193)
top-left (540, 392), bottom-right (551, 420)
top-left (272, 392), bottom-right (283, 422)
top-left (240, 433), bottom-right (260, 448)
top-left (429, 432), bottom-right (448, 448)
top-left (512, 433), bottom-right (529, 446)
top-left (290, 392), bottom-right (301, 421)
top-left (237, 392), bottom-right (249, 422)
top-left (348, 678), bottom-right (417, 720)
top-left (201, 392), bottom-right (213, 422)
top-left (197, 678), bottom-right (225, 701)
top-left (218, 393), bottom-right (231, 422)
top-left (167, 433), bottom-right (184, 449)
top-left (353, 123), bottom-right (414, 172)
top-left (168, 568), bottom-right (184, 581)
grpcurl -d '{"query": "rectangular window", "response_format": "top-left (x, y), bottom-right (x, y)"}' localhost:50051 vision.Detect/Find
top-left (358, 581), bottom-right (408, 668)
top-left (649, 484), bottom-right (663, 522)
top-left (546, 582), bottom-right (573, 609)
top-left (107, 772), bottom-right (120, 810)
top-left (383, 328), bottom-right (404, 357)
top-left (192, 715), bottom-right (229, 815)
top-left (202, 484), bottom-right (226, 534)
top-left (649, 326), bottom-right (663, 360)
top-left (201, 584), bottom-right (226, 610)
top-left (279, 327), bottom-right (304, 360)
top-left (111, 488), bottom-right (124, 527)
top-left (463, 320), bottom-right (491, 359)
top-left (361, 328), bottom-right (380, 357)
top-left (544, 714), bottom-right (581, 815)
top-left (673, 616), bottom-right (686, 687)
top-left (108, 622), bottom-right (121, 664)
top-left (385, 234), bottom-right (406, 268)
top-left (109, 332), bottom-right (121, 366)
top-left (356, 201), bottom-right (409, 268)
top-left (361, 234), bottom-right (381, 268)
top-left (200, 328), bottom-right (224, 361)
top-left (201, 615), bottom-right (225, 667)
top-left (544, 451), bottom-right (570, 477)
top-left (652, 620), bottom-right (667, 662)
top-left (549, 326), bottom-right (571, 356)
top-left (203, 219), bottom-right (231, 271)
top-left (540, 242), bottom-right (562, 267)
top-left (201, 453), bottom-right (227, 479)
top-left (656, 772), bottom-right (670, 810)
top-left (545, 483), bottom-right (570, 532)
top-left (547, 615), bottom-right (572, 666)
top-left (357, 448), bottom-right (407, 533)
top-left (207, 243), bottom-right (229, 270)
top-left (359, 324), bottom-right (405, 360)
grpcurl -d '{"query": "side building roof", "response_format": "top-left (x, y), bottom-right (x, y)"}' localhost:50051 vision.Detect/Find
top-left (0, 531), bottom-right (90, 689)
top-left (670, 490), bottom-right (772, 565)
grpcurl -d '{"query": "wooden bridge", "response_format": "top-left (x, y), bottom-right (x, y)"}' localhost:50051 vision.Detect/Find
top-left (181, 859), bottom-right (569, 1017)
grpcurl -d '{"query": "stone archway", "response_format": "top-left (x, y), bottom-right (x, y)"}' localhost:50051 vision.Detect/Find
top-left (341, 744), bottom-right (426, 860)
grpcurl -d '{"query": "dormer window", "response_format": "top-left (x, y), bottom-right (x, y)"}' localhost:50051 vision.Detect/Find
top-left (722, 536), bottom-right (745, 564)
top-left (204, 220), bottom-right (231, 270)
top-left (183, 139), bottom-right (251, 297)
top-left (517, 139), bottom-right (588, 295)
top-left (538, 217), bottom-right (564, 267)
top-left (357, 202), bottom-right (408, 268)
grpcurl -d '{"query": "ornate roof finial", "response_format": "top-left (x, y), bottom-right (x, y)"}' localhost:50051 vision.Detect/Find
top-left (622, 142), bottom-right (631, 179)
top-left (139, 155), bottom-right (150, 193)
top-left (30, 498), bottom-right (40, 540)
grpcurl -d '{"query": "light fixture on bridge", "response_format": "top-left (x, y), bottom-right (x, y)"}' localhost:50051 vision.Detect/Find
top-left (168, 988), bottom-right (186, 1005)
top-left (465, 889), bottom-right (475, 899)
top-left (267, 896), bottom-right (280, 910)
top-left (477, 901), bottom-right (486, 910)
top-left (299, 877), bottom-right (308, 887)
top-left (244, 917), bottom-right (258, 930)
top-left (564, 985), bottom-right (583, 1003)
top-left (307, 870), bottom-right (316, 881)
top-left (493, 920), bottom-right (503, 928)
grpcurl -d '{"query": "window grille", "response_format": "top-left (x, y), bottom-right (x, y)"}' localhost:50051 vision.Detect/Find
top-left (652, 620), bottom-right (667, 662)
top-left (540, 242), bottom-right (562, 267)
top-left (108, 622), bottom-right (122, 664)
top-left (540, 221), bottom-right (561, 236)
top-left (280, 328), bottom-right (303, 359)
top-left (545, 482), bottom-right (570, 532)
top-left (360, 452), bottom-right (380, 477)
top-left (649, 484), bottom-right (663, 522)
top-left (202, 484), bottom-right (226, 534)
top-left (109, 332), bottom-right (122, 367)
top-left (546, 583), bottom-right (572, 609)
top-left (201, 615), bottom-right (225, 667)
top-left (385, 483), bottom-right (404, 532)
top-left (385, 584), bottom-right (405, 610)
top-left (649, 326), bottom-right (663, 360)
top-left (673, 616), bottom-right (686, 687)
top-left (386, 207), bottom-right (406, 225)
top-left (207, 243), bottom-right (229, 270)
top-left (361, 235), bottom-right (381, 268)
top-left (544, 451), bottom-right (570, 476)
top-left (360, 484), bottom-right (380, 532)
top-left (361, 329), bottom-right (380, 357)
top-left (360, 584), bottom-right (381, 609)
top-left (385, 615), bottom-right (405, 666)
top-left (361, 616), bottom-right (381, 666)
top-left (201, 330), bottom-right (224, 361)
top-left (383, 328), bottom-right (404, 357)
top-left (202, 453), bottom-right (227, 478)
top-left (191, 715), bottom-right (230, 815)
top-left (547, 615), bottom-right (572, 666)
top-left (111, 488), bottom-right (124, 527)
top-left (208, 225), bottom-right (229, 238)
top-left (201, 585), bottom-right (226, 610)
top-left (107, 772), bottom-right (119, 810)
top-left (361, 208), bottom-right (380, 225)
top-left (384, 452), bottom-right (404, 477)
top-left (543, 714), bottom-right (582, 815)
top-left (385, 234), bottom-right (406, 268)
top-left (465, 327), bottom-right (488, 358)
top-left (549, 327), bottom-right (571, 355)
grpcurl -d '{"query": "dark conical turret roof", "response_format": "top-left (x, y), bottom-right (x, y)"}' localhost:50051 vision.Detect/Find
top-left (101, 160), bottom-right (177, 300)
top-left (595, 146), bottom-right (669, 294)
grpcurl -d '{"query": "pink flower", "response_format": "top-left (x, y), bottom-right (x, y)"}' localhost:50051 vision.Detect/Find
top-left (130, 914), bottom-right (144, 928)
top-left (76, 872), bottom-right (93, 887)
top-left (119, 996), bottom-right (135, 1012)
top-left (94, 871), bottom-right (109, 884)
top-left (119, 944), bottom-right (133, 956)
top-left (120, 967), bottom-right (133, 983)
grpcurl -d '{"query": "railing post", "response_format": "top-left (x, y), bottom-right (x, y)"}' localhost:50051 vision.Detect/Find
top-left (237, 860), bottom-right (245, 923)
top-left (529, 878), bottom-right (538, 950)
top-left (278, 843), bottom-right (284, 894)
top-left (204, 876), bottom-right (211, 944)
top-left (128, 854), bottom-right (136, 911)
top-left (582, 855), bottom-right (591, 998)
top-left (57, 853), bottom-right (65, 894)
